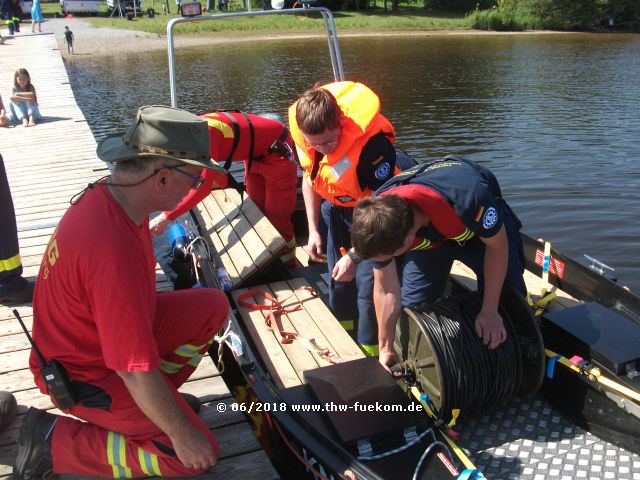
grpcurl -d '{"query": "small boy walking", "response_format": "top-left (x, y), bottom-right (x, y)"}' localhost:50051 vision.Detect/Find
top-left (63, 26), bottom-right (74, 54)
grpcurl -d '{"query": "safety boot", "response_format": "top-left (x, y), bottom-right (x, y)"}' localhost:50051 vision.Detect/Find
top-left (13, 407), bottom-right (58, 480)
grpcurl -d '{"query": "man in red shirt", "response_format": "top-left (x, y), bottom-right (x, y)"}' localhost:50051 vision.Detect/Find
top-left (14, 106), bottom-right (230, 479)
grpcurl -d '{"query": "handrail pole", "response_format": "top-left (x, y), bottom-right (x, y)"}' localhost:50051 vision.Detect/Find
top-left (166, 8), bottom-right (344, 108)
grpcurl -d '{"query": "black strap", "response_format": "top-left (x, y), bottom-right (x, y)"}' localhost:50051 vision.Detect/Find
top-left (240, 112), bottom-right (256, 173)
top-left (221, 111), bottom-right (241, 171)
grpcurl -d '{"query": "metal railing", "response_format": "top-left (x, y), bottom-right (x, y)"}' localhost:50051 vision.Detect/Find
top-left (166, 7), bottom-right (345, 108)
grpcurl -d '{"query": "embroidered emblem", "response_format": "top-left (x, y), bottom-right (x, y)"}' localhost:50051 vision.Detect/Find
top-left (482, 207), bottom-right (498, 229)
top-left (374, 162), bottom-right (391, 180)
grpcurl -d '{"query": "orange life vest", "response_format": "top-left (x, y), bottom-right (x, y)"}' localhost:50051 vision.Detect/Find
top-left (288, 81), bottom-right (396, 207)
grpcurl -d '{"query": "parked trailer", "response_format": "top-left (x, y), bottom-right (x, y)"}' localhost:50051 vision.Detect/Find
top-left (60, 0), bottom-right (100, 15)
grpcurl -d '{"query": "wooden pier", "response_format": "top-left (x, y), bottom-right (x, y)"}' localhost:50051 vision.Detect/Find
top-left (0, 32), bottom-right (277, 479)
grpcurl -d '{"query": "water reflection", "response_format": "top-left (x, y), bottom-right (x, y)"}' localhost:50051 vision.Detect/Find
top-left (67, 32), bottom-right (640, 290)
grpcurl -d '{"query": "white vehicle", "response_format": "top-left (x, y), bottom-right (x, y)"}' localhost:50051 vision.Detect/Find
top-left (106, 0), bottom-right (142, 13)
top-left (60, 0), bottom-right (100, 15)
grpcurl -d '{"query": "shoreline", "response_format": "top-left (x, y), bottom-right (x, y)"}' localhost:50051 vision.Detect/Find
top-left (7, 18), bottom-right (584, 60)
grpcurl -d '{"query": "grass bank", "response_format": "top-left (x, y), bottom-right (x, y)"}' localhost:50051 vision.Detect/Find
top-left (42, 4), bottom-right (473, 36)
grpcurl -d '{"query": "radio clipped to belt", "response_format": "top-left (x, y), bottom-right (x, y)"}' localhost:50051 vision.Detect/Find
top-left (13, 309), bottom-right (77, 410)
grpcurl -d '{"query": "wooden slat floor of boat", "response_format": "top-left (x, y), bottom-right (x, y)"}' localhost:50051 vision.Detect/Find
top-left (193, 188), bottom-right (287, 289)
top-left (0, 33), bottom-right (277, 479)
top-left (231, 278), bottom-right (365, 389)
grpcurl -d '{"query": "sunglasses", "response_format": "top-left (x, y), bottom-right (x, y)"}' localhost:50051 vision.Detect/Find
top-left (162, 166), bottom-right (205, 190)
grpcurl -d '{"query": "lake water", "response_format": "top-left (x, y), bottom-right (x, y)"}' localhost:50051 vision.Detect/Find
top-left (66, 32), bottom-right (640, 291)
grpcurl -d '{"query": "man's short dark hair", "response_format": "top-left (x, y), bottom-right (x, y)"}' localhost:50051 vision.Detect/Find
top-left (295, 87), bottom-right (341, 135)
top-left (351, 194), bottom-right (414, 259)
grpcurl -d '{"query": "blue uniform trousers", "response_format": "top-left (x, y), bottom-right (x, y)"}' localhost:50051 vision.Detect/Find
top-left (321, 201), bottom-right (378, 350)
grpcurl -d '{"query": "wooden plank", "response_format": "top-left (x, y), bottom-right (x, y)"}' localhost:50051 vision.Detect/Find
top-left (263, 283), bottom-right (321, 376)
top-left (230, 288), bottom-right (301, 389)
top-left (269, 281), bottom-right (334, 367)
top-left (221, 189), bottom-right (286, 256)
top-left (449, 260), bottom-right (582, 312)
top-left (210, 190), bottom-right (273, 271)
top-left (287, 278), bottom-right (365, 364)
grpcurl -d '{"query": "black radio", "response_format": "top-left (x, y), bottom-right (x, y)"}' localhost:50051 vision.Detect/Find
top-left (13, 309), bottom-right (77, 410)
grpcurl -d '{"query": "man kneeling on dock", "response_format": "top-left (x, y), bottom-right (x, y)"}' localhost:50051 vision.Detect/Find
top-left (15, 106), bottom-right (230, 479)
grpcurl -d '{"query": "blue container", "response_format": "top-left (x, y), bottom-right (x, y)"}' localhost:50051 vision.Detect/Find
top-left (166, 223), bottom-right (189, 261)
top-left (216, 267), bottom-right (232, 292)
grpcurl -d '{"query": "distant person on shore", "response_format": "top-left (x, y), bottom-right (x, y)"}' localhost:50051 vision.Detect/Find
top-left (0, 94), bottom-right (9, 127)
top-left (8, 68), bottom-right (40, 127)
top-left (0, 153), bottom-right (35, 305)
top-left (30, 0), bottom-right (43, 33)
top-left (64, 25), bottom-right (74, 54)
top-left (1, 0), bottom-right (20, 35)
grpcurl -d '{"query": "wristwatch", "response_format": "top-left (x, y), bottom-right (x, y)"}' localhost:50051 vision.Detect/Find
top-left (347, 249), bottom-right (362, 265)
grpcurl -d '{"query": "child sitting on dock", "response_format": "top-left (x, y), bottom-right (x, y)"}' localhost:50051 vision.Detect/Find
top-left (8, 68), bottom-right (41, 127)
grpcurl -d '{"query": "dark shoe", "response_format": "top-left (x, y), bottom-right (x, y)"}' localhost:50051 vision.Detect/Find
top-left (0, 391), bottom-right (17, 431)
top-left (181, 393), bottom-right (201, 414)
top-left (0, 276), bottom-right (35, 305)
top-left (13, 407), bottom-right (58, 480)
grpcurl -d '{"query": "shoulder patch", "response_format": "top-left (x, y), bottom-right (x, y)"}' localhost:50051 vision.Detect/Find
top-left (374, 161), bottom-right (392, 180)
top-left (482, 207), bottom-right (498, 229)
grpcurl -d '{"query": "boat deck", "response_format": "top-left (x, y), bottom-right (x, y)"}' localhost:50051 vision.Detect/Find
top-left (0, 33), bottom-right (277, 479)
top-left (448, 262), bottom-right (640, 479)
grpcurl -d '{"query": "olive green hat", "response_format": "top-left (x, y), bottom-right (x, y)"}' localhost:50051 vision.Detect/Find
top-left (96, 105), bottom-right (226, 173)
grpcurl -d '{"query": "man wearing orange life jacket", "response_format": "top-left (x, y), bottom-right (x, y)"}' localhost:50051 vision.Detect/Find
top-left (150, 111), bottom-right (298, 266)
top-left (288, 81), bottom-right (398, 355)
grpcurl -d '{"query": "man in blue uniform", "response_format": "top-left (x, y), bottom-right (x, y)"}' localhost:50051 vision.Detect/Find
top-left (350, 155), bottom-right (525, 372)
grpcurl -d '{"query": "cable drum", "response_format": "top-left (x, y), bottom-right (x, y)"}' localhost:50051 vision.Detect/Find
top-left (398, 293), bottom-right (525, 423)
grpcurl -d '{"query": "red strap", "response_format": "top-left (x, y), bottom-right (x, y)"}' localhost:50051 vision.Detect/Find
top-left (236, 288), bottom-right (315, 344)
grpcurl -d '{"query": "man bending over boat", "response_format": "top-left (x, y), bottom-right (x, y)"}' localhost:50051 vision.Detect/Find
top-left (150, 111), bottom-right (299, 266)
top-left (289, 81), bottom-right (398, 356)
top-left (15, 106), bottom-right (230, 479)
top-left (350, 155), bottom-right (526, 373)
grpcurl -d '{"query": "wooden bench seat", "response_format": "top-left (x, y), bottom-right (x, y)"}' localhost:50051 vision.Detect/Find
top-left (193, 188), bottom-right (287, 289)
top-left (449, 260), bottom-right (582, 312)
top-left (231, 278), bottom-right (365, 389)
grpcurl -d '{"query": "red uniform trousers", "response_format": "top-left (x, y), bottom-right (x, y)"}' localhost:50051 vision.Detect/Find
top-left (244, 155), bottom-right (297, 257)
top-left (49, 288), bottom-right (229, 478)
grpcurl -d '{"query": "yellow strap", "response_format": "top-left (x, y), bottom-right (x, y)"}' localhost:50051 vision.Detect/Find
top-left (0, 253), bottom-right (22, 273)
top-left (545, 349), bottom-right (640, 403)
top-left (410, 387), bottom-right (477, 471)
top-left (527, 290), bottom-right (557, 316)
